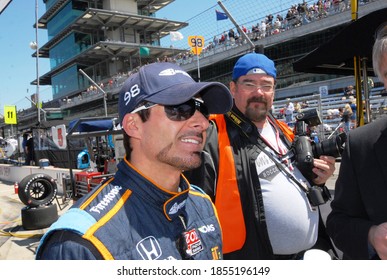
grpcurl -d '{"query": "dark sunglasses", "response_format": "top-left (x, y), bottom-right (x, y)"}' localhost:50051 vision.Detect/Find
top-left (130, 98), bottom-right (209, 121)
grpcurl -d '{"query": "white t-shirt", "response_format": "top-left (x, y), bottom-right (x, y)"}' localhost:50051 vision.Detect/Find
top-left (257, 120), bottom-right (318, 255)
top-left (285, 102), bottom-right (294, 115)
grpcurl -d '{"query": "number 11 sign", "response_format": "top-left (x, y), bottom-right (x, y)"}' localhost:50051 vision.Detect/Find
top-left (4, 105), bottom-right (17, 124)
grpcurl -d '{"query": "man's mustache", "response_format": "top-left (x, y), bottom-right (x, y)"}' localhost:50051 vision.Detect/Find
top-left (247, 97), bottom-right (267, 106)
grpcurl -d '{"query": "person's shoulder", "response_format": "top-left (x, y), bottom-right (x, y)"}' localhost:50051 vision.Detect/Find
top-left (50, 207), bottom-right (97, 231)
top-left (349, 117), bottom-right (387, 142)
top-left (189, 184), bottom-right (211, 199)
top-left (187, 185), bottom-right (218, 220)
top-left (188, 185), bottom-right (214, 205)
top-left (73, 177), bottom-right (129, 216)
top-left (355, 117), bottom-right (387, 132)
top-left (190, 184), bottom-right (206, 194)
top-left (36, 227), bottom-right (100, 259)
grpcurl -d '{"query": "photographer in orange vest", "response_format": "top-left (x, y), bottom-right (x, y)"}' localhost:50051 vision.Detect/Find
top-left (185, 53), bottom-right (337, 259)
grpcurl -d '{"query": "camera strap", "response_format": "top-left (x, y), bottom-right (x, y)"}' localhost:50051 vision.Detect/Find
top-left (257, 136), bottom-right (332, 208)
top-left (256, 139), bottom-right (310, 194)
top-left (224, 109), bottom-right (309, 194)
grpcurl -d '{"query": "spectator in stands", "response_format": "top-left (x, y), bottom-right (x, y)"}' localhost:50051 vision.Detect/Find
top-left (242, 25), bottom-right (247, 33)
top-left (339, 0), bottom-right (347, 12)
top-left (339, 103), bottom-right (352, 133)
top-left (234, 31), bottom-right (240, 44)
top-left (349, 96), bottom-right (357, 129)
top-left (343, 0), bottom-right (349, 10)
top-left (301, 100), bottom-right (309, 109)
top-left (228, 29), bottom-right (236, 45)
top-left (260, 21), bottom-right (267, 38)
top-left (276, 13), bottom-right (284, 23)
top-left (328, 107), bottom-right (341, 120)
top-left (294, 101), bottom-right (302, 114)
top-left (285, 100), bottom-right (295, 123)
top-left (36, 62), bottom-right (232, 260)
top-left (332, 0), bottom-right (341, 13)
top-left (344, 85), bottom-right (355, 97)
top-left (324, 0), bottom-right (331, 12)
top-left (278, 106), bottom-right (285, 119)
top-left (273, 18), bottom-right (281, 34)
top-left (326, 108), bottom-right (333, 119)
top-left (213, 35), bottom-right (219, 47)
top-left (251, 24), bottom-right (260, 40)
top-left (264, 15), bottom-right (273, 36)
top-left (326, 22), bottom-right (387, 259)
top-left (298, 1), bottom-right (310, 25)
top-left (316, 0), bottom-right (325, 18)
top-left (285, 9), bottom-right (295, 30)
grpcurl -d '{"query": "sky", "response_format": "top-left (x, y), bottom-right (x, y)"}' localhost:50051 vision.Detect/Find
top-left (0, 0), bottom-right (297, 116)
top-left (0, 0), bottom-right (53, 115)
top-left (0, 0), bottom-right (220, 116)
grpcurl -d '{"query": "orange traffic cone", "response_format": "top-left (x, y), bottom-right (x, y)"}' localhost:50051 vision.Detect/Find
top-left (14, 182), bottom-right (19, 194)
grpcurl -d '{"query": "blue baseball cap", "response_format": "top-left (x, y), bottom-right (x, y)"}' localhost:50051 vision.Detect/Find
top-left (118, 62), bottom-right (233, 124)
top-left (232, 53), bottom-right (276, 80)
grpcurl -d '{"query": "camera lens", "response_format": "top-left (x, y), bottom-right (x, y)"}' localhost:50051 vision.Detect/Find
top-left (313, 132), bottom-right (346, 158)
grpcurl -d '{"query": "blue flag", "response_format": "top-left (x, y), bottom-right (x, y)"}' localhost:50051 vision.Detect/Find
top-left (216, 10), bottom-right (228, 21)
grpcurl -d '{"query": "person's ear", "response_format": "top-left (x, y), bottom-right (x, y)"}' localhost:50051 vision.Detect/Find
top-left (122, 114), bottom-right (141, 139)
top-left (229, 80), bottom-right (237, 97)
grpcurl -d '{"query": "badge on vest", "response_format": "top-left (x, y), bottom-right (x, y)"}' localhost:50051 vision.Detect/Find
top-left (177, 228), bottom-right (203, 259)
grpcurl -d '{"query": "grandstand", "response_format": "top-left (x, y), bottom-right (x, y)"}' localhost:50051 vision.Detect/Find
top-left (272, 86), bottom-right (387, 140)
top-left (0, 0), bottom-right (386, 136)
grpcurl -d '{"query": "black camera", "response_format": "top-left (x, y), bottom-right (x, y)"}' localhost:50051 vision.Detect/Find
top-left (290, 108), bottom-right (346, 206)
top-left (292, 108), bottom-right (346, 181)
top-left (307, 185), bottom-right (332, 207)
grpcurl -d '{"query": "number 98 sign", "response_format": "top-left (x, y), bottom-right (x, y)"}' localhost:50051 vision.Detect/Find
top-left (188, 35), bottom-right (205, 56)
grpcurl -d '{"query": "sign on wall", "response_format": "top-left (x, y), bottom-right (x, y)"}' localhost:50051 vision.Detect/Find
top-left (4, 105), bottom-right (17, 124)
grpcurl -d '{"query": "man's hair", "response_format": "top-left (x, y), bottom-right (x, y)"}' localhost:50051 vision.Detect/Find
top-left (123, 103), bottom-right (151, 161)
top-left (372, 23), bottom-right (387, 81)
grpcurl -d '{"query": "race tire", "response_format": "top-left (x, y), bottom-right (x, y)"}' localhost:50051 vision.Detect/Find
top-left (21, 204), bottom-right (58, 230)
top-left (18, 173), bottom-right (58, 207)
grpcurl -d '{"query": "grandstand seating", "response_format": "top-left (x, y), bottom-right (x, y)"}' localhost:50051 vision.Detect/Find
top-left (272, 86), bottom-right (387, 140)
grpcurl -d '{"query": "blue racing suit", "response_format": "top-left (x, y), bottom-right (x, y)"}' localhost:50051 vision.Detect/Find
top-left (36, 158), bottom-right (223, 260)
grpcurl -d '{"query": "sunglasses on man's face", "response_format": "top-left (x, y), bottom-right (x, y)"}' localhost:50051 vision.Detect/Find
top-left (130, 98), bottom-right (209, 121)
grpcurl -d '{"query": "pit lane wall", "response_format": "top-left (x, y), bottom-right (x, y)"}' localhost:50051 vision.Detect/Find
top-left (0, 163), bottom-right (80, 195)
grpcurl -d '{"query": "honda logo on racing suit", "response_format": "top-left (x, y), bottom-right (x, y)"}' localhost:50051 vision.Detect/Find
top-left (136, 236), bottom-right (162, 260)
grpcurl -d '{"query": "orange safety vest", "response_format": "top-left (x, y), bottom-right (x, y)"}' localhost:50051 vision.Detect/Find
top-left (274, 118), bottom-right (295, 143)
top-left (210, 114), bottom-right (294, 254)
top-left (211, 114), bottom-right (246, 253)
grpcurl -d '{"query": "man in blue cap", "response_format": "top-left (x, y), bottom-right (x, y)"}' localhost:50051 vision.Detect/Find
top-left (185, 52), bottom-right (337, 259)
top-left (36, 62), bottom-right (232, 260)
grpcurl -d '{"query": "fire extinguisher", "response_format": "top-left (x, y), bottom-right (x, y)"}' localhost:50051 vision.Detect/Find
top-left (14, 182), bottom-right (19, 194)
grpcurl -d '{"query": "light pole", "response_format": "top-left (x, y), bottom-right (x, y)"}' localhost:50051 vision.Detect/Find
top-left (30, 0), bottom-right (40, 124)
top-left (79, 69), bottom-right (108, 117)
